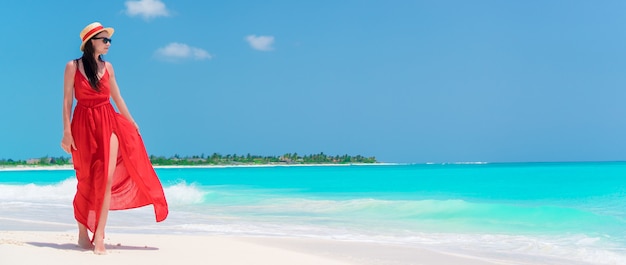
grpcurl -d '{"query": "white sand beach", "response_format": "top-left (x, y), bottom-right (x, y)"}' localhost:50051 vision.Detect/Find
top-left (0, 231), bottom-right (507, 265)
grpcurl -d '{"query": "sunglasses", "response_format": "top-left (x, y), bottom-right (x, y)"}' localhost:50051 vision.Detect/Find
top-left (92, 37), bottom-right (112, 44)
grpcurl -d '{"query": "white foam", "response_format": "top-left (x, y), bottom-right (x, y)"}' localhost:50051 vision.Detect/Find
top-left (0, 178), bottom-right (76, 203)
top-left (163, 181), bottom-right (207, 205)
top-left (0, 178), bottom-right (207, 206)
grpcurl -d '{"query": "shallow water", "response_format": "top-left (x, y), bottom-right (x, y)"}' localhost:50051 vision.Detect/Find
top-left (1, 163), bottom-right (625, 264)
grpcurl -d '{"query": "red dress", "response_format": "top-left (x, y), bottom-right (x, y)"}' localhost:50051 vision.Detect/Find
top-left (70, 62), bottom-right (168, 236)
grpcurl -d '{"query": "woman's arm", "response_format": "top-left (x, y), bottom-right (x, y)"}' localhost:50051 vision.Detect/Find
top-left (61, 61), bottom-right (77, 153)
top-left (107, 62), bottom-right (139, 130)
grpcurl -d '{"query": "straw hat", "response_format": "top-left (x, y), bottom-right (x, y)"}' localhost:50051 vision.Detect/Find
top-left (79, 22), bottom-right (114, 51)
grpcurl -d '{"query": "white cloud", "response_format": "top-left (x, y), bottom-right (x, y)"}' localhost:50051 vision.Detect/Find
top-left (245, 35), bottom-right (275, 51)
top-left (155, 43), bottom-right (212, 62)
top-left (125, 0), bottom-right (170, 20)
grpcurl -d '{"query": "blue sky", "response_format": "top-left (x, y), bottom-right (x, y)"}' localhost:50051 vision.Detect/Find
top-left (1, 0), bottom-right (626, 163)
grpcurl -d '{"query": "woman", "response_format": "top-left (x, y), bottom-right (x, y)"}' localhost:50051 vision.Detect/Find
top-left (61, 22), bottom-right (168, 254)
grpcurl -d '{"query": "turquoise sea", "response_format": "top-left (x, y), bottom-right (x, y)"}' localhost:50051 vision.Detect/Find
top-left (1, 162), bottom-right (625, 264)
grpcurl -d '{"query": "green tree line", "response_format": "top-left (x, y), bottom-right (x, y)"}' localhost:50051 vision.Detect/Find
top-left (0, 156), bottom-right (71, 166)
top-left (0, 153), bottom-right (377, 167)
top-left (149, 152), bottom-right (377, 165)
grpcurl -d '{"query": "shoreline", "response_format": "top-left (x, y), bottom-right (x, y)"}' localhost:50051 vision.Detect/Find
top-left (0, 230), bottom-right (509, 265)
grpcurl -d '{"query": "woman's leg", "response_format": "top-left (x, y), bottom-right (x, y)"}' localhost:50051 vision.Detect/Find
top-left (77, 222), bottom-right (93, 249)
top-left (93, 133), bottom-right (119, 255)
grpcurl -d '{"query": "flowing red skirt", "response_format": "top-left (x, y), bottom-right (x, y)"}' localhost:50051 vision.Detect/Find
top-left (70, 68), bottom-right (167, 237)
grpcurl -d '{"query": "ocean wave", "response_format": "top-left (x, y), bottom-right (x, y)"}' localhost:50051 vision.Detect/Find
top-left (0, 178), bottom-right (208, 207)
top-left (231, 197), bottom-right (622, 233)
top-left (163, 181), bottom-right (208, 205)
top-left (2, 179), bottom-right (622, 237)
top-left (0, 178), bottom-right (76, 202)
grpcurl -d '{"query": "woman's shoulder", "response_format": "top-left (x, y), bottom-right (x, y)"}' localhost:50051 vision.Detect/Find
top-left (64, 60), bottom-right (78, 74)
top-left (104, 61), bottom-right (115, 75)
top-left (65, 59), bottom-right (78, 68)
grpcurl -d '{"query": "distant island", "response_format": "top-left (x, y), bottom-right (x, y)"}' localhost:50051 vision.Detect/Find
top-left (0, 152), bottom-right (377, 167)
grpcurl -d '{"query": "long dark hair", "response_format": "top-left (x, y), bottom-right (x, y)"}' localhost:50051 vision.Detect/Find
top-left (80, 38), bottom-right (105, 92)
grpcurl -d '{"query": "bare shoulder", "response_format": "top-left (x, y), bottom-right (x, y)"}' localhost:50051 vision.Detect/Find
top-left (65, 60), bottom-right (77, 70)
top-left (105, 61), bottom-right (116, 75)
top-left (64, 60), bottom-right (78, 78)
top-left (105, 61), bottom-right (115, 70)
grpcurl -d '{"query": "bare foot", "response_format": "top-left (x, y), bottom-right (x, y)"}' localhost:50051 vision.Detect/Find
top-left (77, 236), bottom-right (94, 250)
top-left (93, 239), bottom-right (107, 255)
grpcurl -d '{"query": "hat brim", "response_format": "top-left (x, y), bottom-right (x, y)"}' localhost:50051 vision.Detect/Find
top-left (80, 27), bottom-right (114, 52)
